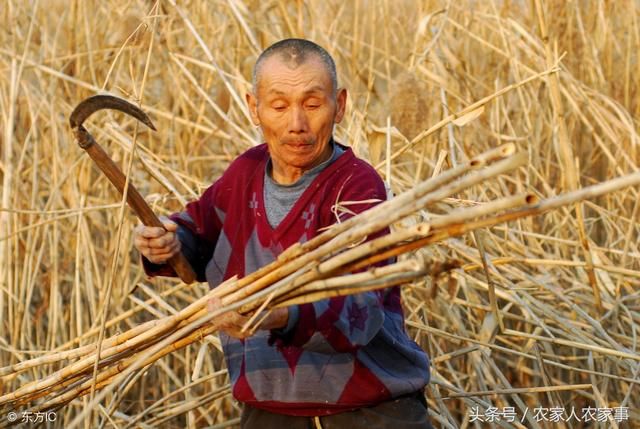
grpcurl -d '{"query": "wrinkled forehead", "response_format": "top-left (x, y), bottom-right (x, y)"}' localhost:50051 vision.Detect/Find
top-left (255, 53), bottom-right (333, 93)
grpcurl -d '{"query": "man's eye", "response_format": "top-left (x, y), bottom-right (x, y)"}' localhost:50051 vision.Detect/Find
top-left (306, 104), bottom-right (320, 109)
top-left (272, 105), bottom-right (287, 111)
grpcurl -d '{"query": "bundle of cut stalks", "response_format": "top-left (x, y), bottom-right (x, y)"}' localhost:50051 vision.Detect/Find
top-left (2, 143), bottom-right (640, 425)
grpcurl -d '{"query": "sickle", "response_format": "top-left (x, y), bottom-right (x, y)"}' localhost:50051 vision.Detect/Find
top-left (70, 94), bottom-right (197, 284)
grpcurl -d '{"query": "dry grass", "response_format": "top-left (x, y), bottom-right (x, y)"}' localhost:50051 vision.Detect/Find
top-left (1, 0), bottom-right (639, 428)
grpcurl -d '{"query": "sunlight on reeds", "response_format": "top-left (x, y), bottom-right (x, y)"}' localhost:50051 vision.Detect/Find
top-left (1, 1), bottom-right (639, 427)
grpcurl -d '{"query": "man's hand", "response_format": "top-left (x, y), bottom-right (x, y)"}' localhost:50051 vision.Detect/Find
top-left (207, 298), bottom-right (288, 339)
top-left (134, 216), bottom-right (181, 264)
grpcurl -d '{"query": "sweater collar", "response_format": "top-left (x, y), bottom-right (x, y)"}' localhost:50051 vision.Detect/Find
top-left (265, 138), bottom-right (342, 188)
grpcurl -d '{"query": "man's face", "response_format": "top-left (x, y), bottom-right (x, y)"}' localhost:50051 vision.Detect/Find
top-left (247, 54), bottom-right (347, 183)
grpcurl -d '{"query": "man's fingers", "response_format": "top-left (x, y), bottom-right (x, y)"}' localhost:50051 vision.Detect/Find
top-left (147, 233), bottom-right (177, 249)
top-left (134, 235), bottom-right (148, 250)
top-left (135, 234), bottom-right (180, 263)
top-left (133, 218), bottom-right (181, 266)
top-left (137, 226), bottom-right (168, 239)
top-left (147, 246), bottom-right (176, 256)
top-left (218, 310), bottom-right (245, 326)
top-left (135, 237), bottom-right (178, 252)
top-left (208, 298), bottom-right (252, 338)
top-left (135, 218), bottom-right (177, 239)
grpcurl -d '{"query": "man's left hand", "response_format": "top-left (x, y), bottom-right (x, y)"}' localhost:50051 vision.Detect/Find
top-left (207, 298), bottom-right (288, 339)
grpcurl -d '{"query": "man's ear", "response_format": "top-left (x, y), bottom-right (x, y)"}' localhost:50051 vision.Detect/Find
top-left (246, 92), bottom-right (260, 126)
top-left (334, 88), bottom-right (347, 124)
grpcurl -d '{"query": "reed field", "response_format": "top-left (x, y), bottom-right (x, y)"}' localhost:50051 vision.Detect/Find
top-left (1, 0), bottom-right (640, 427)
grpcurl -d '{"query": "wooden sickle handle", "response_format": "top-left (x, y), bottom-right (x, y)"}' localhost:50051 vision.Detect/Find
top-left (74, 125), bottom-right (197, 284)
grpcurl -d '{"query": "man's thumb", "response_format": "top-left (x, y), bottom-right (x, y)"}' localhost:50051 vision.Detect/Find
top-left (160, 216), bottom-right (178, 232)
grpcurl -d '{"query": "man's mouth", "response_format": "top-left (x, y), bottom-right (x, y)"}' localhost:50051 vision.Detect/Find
top-left (283, 139), bottom-right (315, 148)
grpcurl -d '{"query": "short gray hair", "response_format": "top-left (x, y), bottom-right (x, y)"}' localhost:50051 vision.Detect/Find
top-left (252, 38), bottom-right (338, 95)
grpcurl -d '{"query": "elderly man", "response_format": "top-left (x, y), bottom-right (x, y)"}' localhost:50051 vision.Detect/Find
top-left (134, 39), bottom-right (431, 428)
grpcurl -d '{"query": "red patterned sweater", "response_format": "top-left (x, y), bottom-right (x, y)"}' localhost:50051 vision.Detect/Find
top-left (144, 143), bottom-right (430, 416)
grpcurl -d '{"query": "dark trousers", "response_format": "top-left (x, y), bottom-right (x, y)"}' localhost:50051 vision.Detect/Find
top-left (240, 392), bottom-right (434, 429)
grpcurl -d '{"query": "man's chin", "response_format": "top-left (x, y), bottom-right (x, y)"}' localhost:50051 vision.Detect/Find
top-left (285, 156), bottom-right (316, 169)
top-left (283, 147), bottom-right (318, 162)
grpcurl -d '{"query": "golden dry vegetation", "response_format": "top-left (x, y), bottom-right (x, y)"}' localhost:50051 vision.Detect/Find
top-left (1, 0), bottom-right (640, 428)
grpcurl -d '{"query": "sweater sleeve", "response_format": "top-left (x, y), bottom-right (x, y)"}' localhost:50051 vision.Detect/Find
top-left (271, 166), bottom-right (395, 353)
top-left (142, 180), bottom-right (224, 282)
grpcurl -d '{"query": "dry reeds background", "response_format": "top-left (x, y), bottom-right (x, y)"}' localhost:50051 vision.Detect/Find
top-left (1, 0), bottom-right (639, 428)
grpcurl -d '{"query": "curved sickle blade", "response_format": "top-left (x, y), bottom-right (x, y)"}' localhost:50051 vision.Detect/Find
top-left (68, 94), bottom-right (195, 283)
top-left (69, 94), bottom-right (156, 130)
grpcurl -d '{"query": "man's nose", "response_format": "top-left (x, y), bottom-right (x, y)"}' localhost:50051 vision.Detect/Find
top-left (288, 106), bottom-right (309, 133)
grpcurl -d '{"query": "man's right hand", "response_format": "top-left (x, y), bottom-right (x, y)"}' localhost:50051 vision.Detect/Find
top-left (134, 217), bottom-right (181, 264)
